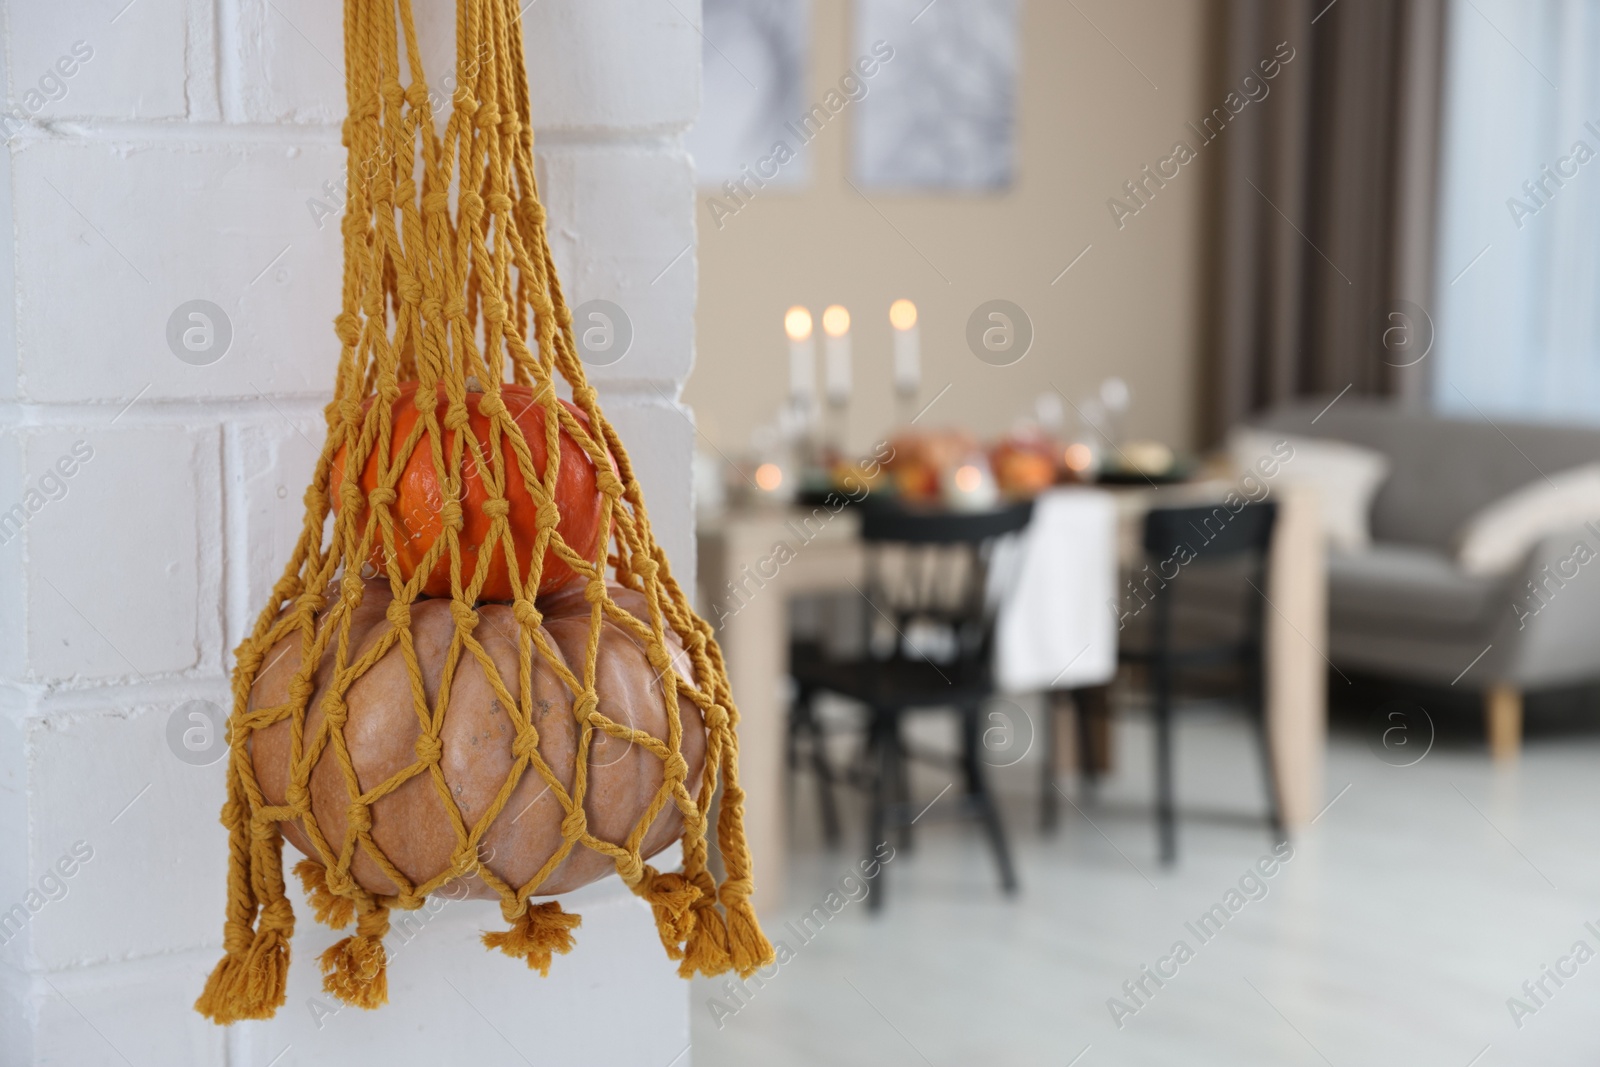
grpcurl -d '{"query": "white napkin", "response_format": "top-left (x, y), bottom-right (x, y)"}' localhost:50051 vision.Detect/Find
top-left (994, 488), bottom-right (1119, 692)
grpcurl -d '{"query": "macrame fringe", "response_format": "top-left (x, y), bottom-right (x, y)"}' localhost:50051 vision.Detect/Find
top-left (678, 902), bottom-right (731, 978)
top-left (295, 859), bottom-right (355, 929)
top-left (319, 904), bottom-right (391, 1009)
top-left (482, 902), bottom-right (581, 976)
top-left (725, 898), bottom-right (775, 978)
top-left (643, 870), bottom-right (700, 960)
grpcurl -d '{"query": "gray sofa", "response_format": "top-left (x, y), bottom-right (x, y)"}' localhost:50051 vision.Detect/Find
top-left (1251, 399), bottom-right (1600, 758)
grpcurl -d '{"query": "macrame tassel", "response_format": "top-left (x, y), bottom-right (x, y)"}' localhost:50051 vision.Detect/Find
top-left (678, 901), bottom-right (731, 978)
top-left (482, 902), bottom-right (582, 976)
top-left (724, 895), bottom-right (774, 977)
top-left (320, 903), bottom-right (390, 1009)
top-left (715, 763), bottom-right (776, 976)
top-left (195, 784), bottom-right (260, 1023)
top-left (237, 897), bottom-right (295, 1015)
top-left (294, 859), bottom-right (355, 929)
top-left (642, 870), bottom-right (700, 960)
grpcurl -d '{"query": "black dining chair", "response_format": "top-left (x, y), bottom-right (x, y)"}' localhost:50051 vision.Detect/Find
top-left (789, 498), bottom-right (1033, 910)
top-left (1107, 500), bottom-right (1285, 865)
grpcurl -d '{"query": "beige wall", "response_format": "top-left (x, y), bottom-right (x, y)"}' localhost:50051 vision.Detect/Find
top-left (686, 0), bottom-right (1213, 460)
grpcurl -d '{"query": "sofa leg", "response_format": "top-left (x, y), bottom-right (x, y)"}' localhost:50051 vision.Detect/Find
top-left (1485, 684), bottom-right (1523, 761)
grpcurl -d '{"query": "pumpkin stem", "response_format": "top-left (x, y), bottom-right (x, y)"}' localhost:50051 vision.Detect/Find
top-left (294, 858), bottom-right (355, 930)
top-left (319, 903), bottom-right (391, 1009)
top-left (481, 901), bottom-right (581, 976)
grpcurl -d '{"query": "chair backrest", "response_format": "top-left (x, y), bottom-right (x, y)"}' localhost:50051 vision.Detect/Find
top-left (859, 499), bottom-right (1034, 545)
top-left (1142, 500), bottom-right (1277, 562)
top-left (1139, 501), bottom-right (1277, 655)
top-left (856, 499), bottom-right (1034, 674)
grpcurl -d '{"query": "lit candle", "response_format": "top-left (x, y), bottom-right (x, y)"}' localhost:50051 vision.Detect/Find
top-left (822, 304), bottom-right (851, 405)
top-left (890, 298), bottom-right (920, 398)
top-left (784, 306), bottom-right (815, 405)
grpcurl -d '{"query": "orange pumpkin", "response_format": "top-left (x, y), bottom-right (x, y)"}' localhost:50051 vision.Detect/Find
top-left (331, 381), bottom-right (610, 600)
top-left (249, 579), bottom-right (705, 899)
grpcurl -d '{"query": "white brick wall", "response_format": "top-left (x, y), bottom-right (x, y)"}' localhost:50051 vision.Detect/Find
top-left (0, 1), bottom-right (701, 1063)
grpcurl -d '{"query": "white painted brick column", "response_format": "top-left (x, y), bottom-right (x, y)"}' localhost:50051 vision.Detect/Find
top-left (0, 2), bottom-right (701, 1064)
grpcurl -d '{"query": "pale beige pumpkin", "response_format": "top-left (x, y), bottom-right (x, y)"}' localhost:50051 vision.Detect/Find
top-left (249, 580), bottom-right (705, 899)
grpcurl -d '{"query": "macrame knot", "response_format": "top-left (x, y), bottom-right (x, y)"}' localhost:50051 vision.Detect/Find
top-left (413, 734), bottom-right (443, 765)
top-left (285, 781), bottom-right (309, 811)
top-left (663, 752), bottom-right (690, 784)
top-left (339, 480), bottom-right (365, 512)
top-left (459, 190), bottom-right (484, 217)
top-left (474, 105), bottom-right (501, 129)
top-left (219, 798), bottom-right (244, 828)
top-left (572, 384), bottom-right (598, 408)
top-left (395, 893), bottom-right (424, 912)
top-left (324, 865), bottom-right (355, 897)
top-left (511, 730), bottom-right (541, 761)
top-left (574, 692), bottom-right (599, 721)
top-left (345, 803), bottom-right (373, 834)
top-left (439, 500), bottom-right (465, 531)
top-left (393, 269), bottom-right (423, 306)
top-left (536, 500), bottom-right (561, 531)
top-left (523, 198), bottom-right (547, 226)
top-left (704, 704), bottom-right (731, 731)
top-left (486, 192), bottom-right (514, 214)
top-left (444, 296), bottom-right (467, 320)
top-left (334, 311), bottom-right (362, 346)
top-left (321, 695), bottom-right (348, 728)
top-left (385, 600), bottom-right (411, 629)
top-left (595, 469), bottom-right (625, 498)
top-left (477, 392), bottom-right (507, 419)
top-left (646, 643), bottom-right (672, 673)
top-left (512, 599), bottom-right (541, 628)
top-left (367, 486), bottom-right (397, 508)
top-left (422, 190), bottom-right (450, 216)
top-left (286, 677), bottom-right (315, 706)
top-left (481, 902), bottom-right (581, 977)
top-left (483, 297), bottom-right (507, 326)
top-left (560, 807), bottom-right (588, 840)
top-left (259, 897), bottom-right (295, 934)
top-left (403, 82), bottom-right (430, 112)
top-left (481, 498), bottom-right (511, 520)
top-left (584, 578), bottom-right (609, 605)
top-left (615, 852), bottom-right (644, 885)
top-left (449, 601), bottom-right (479, 631)
top-left (442, 403), bottom-right (471, 432)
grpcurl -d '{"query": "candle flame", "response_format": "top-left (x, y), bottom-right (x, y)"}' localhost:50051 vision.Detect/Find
top-left (822, 305), bottom-right (851, 338)
top-left (889, 299), bottom-right (918, 331)
top-left (784, 306), bottom-right (813, 342)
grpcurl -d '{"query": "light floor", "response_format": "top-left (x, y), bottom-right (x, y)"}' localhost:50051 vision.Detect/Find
top-left (691, 700), bottom-right (1600, 1067)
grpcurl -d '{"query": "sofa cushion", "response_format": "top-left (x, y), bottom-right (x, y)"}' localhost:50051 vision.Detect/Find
top-left (1229, 429), bottom-right (1390, 553)
top-left (1250, 400), bottom-right (1600, 552)
top-left (1329, 543), bottom-right (1507, 634)
top-left (1454, 462), bottom-right (1600, 575)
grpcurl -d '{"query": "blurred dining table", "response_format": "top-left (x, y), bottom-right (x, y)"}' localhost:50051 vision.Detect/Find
top-left (696, 479), bottom-right (1326, 913)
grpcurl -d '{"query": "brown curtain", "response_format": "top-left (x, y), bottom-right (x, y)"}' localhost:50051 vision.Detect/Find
top-left (1200, 0), bottom-right (1448, 444)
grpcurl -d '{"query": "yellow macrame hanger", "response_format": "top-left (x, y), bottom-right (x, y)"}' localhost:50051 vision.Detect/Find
top-left (195, 0), bottom-right (772, 1025)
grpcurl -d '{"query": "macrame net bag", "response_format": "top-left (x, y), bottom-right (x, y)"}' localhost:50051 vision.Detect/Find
top-left (196, 0), bottom-right (772, 1023)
